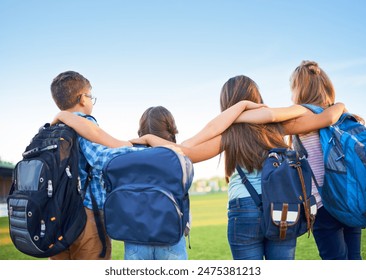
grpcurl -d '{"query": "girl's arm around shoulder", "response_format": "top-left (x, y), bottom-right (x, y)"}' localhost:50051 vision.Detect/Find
top-left (234, 104), bottom-right (309, 124)
top-left (52, 111), bottom-right (132, 148)
top-left (281, 103), bottom-right (345, 135)
top-left (131, 134), bottom-right (222, 163)
top-left (182, 100), bottom-right (266, 147)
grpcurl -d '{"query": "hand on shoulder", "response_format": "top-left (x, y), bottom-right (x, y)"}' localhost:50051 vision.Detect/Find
top-left (242, 100), bottom-right (268, 110)
top-left (163, 145), bottom-right (185, 156)
top-left (129, 135), bottom-right (149, 146)
top-left (51, 111), bottom-right (74, 126)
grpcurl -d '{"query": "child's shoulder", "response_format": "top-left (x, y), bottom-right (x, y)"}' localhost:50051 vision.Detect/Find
top-left (75, 112), bottom-right (98, 124)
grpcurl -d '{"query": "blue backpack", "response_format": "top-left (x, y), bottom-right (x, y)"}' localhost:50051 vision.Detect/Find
top-left (299, 104), bottom-right (366, 227)
top-left (236, 148), bottom-right (317, 240)
top-left (102, 146), bottom-right (194, 245)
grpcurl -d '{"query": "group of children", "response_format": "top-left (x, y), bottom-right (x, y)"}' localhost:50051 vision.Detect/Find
top-left (49, 60), bottom-right (363, 260)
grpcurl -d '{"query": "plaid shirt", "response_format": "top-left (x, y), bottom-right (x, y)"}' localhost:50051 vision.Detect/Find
top-left (76, 113), bottom-right (144, 209)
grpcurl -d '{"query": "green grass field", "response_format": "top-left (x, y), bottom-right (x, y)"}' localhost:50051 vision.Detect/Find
top-left (1, 192), bottom-right (365, 260)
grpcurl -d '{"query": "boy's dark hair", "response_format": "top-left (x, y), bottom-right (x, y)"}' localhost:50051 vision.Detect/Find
top-left (51, 71), bottom-right (91, 110)
top-left (138, 106), bottom-right (178, 143)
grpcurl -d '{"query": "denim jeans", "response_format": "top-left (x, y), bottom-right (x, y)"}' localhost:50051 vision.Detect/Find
top-left (227, 197), bottom-right (297, 260)
top-left (124, 235), bottom-right (187, 260)
top-left (313, 206), bottom-right (362, 260)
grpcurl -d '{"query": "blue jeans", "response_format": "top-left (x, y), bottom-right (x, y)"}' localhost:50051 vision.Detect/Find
top-left (124, 236), bottom-right (187, 260)
top-left (227, 197), bottom-right (297, 260)
top-left (313, 206), bottom-right (362, 260)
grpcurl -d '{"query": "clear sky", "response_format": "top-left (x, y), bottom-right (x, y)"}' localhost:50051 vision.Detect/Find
top-left (1, 0), bottom-right (365, 180)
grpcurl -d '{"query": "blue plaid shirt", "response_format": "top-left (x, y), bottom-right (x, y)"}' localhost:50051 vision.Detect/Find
top-left (76, 113), bottom-right (144, 210)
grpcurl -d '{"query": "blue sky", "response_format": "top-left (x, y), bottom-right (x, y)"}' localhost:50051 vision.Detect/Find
top-left (0, 0), bottom-right (365, 180)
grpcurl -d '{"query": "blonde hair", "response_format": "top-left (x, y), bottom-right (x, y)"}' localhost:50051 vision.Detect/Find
top-left (290, 60), bottom-right (335, 108)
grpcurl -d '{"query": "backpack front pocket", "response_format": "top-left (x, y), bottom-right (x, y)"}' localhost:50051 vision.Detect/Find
top-left (7, 196), bottom-right (54, 255)
top-left (263, 202), bottom-right (304, 240)
top-left (104, 185), bottom-right (183, 245)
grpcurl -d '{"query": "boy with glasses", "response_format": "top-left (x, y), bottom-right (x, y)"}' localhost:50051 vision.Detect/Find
top-left (50, 70), bottom-right (141, 260)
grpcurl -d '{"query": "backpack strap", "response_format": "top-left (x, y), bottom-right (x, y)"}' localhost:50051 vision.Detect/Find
top-left (293, 160), bottom-right (312, 236)
top-left (85, 163), bottom-right (107, 258)
top-left (301, 103), bottom-right (359, 126)
top-left (301, 104), bottom-right (324, 114)
top-left (83, 114), bottom-right (97, 123)
top-left (80, 115), bottom-right (107, 258)
top-left (235, 166), bottom-right (262, 207)
top-left (336, 112), bottom-right (358, 126)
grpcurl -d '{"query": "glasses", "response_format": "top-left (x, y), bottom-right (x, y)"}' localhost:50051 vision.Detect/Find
top-left (78, 93), bottom-right (97, 105)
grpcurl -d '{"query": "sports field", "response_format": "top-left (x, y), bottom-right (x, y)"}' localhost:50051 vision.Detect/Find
top-left (0, 192), bottom-right (365, 260)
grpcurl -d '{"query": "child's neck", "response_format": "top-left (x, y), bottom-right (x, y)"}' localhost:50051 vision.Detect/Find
top-left (66, 105), bottom-right (91, 115)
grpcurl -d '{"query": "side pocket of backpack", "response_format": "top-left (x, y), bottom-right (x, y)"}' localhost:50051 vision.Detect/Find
top-left (8, 158), bottom-right (54, 256)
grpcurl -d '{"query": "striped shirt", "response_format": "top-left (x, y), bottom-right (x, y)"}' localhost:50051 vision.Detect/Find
top-left (299, 131), bottom-right (324, 208)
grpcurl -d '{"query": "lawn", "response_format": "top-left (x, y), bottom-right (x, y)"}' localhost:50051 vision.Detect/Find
top-left (0, 192), bottom-right (365, 260)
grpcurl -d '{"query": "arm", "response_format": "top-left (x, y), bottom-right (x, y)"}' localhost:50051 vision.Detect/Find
top-left (182, 100), bottom-right (266, 147)
top-left (131, 134), bottom-right (222, 163)
top-left (52, 111), bottom-right (132, 148)
top-left (234, 104), bottom-right (310, 124)
top-left (78, 138), bottom-right (142, 171)
top-left (182, 103), bottom-right (307, 147)
top-left (281, 103), bottom-right (345, 135)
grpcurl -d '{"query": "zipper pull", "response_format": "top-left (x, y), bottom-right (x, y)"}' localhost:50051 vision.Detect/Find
top-left (77, 176), bottom-right (82, 195)
top-left (336, 154), bottom-right (345, 161)
top-left (47, 180), bottom-right (53, 197)
top-left (40, 144), bottom-right (58, 152)
top-left (65, 166), bottom-right (72, 178)
top-left (40, 220), bottom-right (46, 238)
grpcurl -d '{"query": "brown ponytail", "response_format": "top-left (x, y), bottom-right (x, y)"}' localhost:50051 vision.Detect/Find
top-left (138, 106), bottom-right (178, 143)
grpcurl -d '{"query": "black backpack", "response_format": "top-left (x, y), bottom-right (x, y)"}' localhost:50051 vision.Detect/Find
top-left (7, 123), bottom-right (87, 258)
